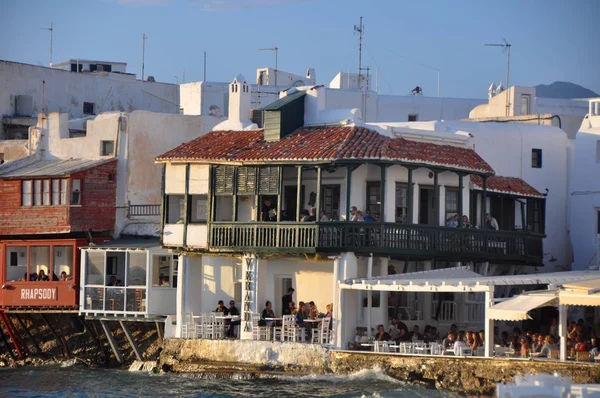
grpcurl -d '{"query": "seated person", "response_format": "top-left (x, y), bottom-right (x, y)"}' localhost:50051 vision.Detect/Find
top-left (375, 324), bottom-right (391, 341)
top-left (262, 301), bottom-right (276, 327)
top-left (302, 208), bottom-right (317, 222)
top-left (408, 325), bottom-right (424, 342)
top-left (453, 332), bottom-right (469, 356)
top-left (60, 271), bottom-right (70, 281)
top-left (160, 275), bottom-right (170, 287)
top-left (107, 276), bottom-right (118, 286)
top-left (308, 301), bottom-right (318, 318)
top-left (349, 329), bottom-right (370, 350)
top-left (389, 316), bottom-right (408, 342)
top-left (295, 302), bottom-right (312, 338)
top-left (215, 300), bottom-right (229, 315)
top-left (362, 210), bottom-right (376, 222)
top-left (499, 331), bottom-right (511, 347)
top-left (289, 301), bottom-right (297, 315)
top-left (442, 332), bottom-right (455, 350)
top-left (226, 300), bottom-right (240, 337)
top-left (38, 269), bottom-right (50, 282)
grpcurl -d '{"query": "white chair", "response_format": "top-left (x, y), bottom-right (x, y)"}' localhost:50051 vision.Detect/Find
top-left (202, 313), bottom-right (214, 339)
top-left (213, 314), bottom-right (226, 339)
top-left (311, 318), bottom-right (331, 345)
top-left (475, 346), bottom-right (485, 356)
top-left (429, 342), bottom-right (443, 355)
top-left (283, 315), bottom-right (305, 342)
top-left (413, 341), bottom-right (428, 354)
top-left (251, 313), bottom-right (269, 341)
top-left (181, 312), bottom-right (195, 339)
top-left (457, 345), bottom-right (473, 356)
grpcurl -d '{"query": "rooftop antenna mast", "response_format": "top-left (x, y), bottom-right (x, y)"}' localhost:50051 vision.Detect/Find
top-left (485, 39), bottom-right (512, 116)
top-left (142, 33), bottom-right (148, 81)
top-left (41, 22), bottom-right (53, 68)
top-left (259, 47), bottom-right (278, 86)
top-left (354, 16), bottom-right (368, 90)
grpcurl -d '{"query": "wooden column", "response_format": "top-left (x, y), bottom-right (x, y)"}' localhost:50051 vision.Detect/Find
top-left (315, 166), bottom-right (322, 220)
top-left (159, 163), bottom-right (167, 245)
top-left (207, 165), bottom-right (214, 222)
top-left (458, 174), bottom-right (464, 227)
top-left (345, 166), bottom-right (353, 221)
top-left (433, 171), bottom-right (439, 226)
top-left (183, 163), bottom-right (190, 247)
top-left (481, 176), bottom-right (488, 229)
top-left (380, 165), bottom-right (386, 222)
top-left (295, 166), bottom-right (303, 222)
top-left (276, 166), bottom-right (283, 222)
top-left (407, 168), bottom-right (414, 224)
top-left (232, 167), bottom-right (238, 222)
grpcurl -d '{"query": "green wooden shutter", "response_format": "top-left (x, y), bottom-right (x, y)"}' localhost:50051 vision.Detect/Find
top-left (214, 165), bottom-right (234, 195)
top-left (258, 166), bottom-right (280, 195)
top-left (237, 167), bottom-right (257, 195)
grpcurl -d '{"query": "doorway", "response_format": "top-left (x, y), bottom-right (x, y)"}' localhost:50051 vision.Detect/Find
top-left (419, 188), bottom-right (435, 225)
top-left (283, 185), bottom-right (305, 221)
top-left (275, 275), bottom-right (293, 315)
top-left (321, 184), bottom-right (340, 220)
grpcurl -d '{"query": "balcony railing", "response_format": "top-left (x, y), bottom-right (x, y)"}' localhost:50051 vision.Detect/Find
top-left (128, 204), bottom-right (161, 217)
top-left (207, 222), bottom-right (544, 264)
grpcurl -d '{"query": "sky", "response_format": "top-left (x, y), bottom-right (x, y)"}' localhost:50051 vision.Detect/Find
top-left (1, 0), bottom-right (599, 98)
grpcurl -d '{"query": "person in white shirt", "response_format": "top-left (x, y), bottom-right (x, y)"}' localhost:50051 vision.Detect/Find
top-left (453, 332), bottom-right (469, 356)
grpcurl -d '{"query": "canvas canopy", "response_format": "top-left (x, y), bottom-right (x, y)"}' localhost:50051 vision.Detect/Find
top-left (487, 294), bottom-right (558, 321)
top-left (560, 278), bottom-right (600, 306)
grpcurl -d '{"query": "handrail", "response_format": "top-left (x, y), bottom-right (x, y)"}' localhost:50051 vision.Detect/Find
top-left (207, 221), bottom-right (544, 262)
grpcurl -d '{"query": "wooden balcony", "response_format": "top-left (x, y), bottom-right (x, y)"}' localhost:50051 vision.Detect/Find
top-left (208, 222), bottom-right (544, 265)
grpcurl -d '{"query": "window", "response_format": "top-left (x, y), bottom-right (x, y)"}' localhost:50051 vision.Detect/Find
top-left (166, 194), bottom-right (185, 224)
top-left (22, 180), bottom-right (32, 206)
top-left (395, 183), bottom-right (408, 223)
top-left (33, 180), bottom-right (42, 206)
top-left (127, 252), bottom-right (147, 286)
top-left (83, 102), bottom-right (95, 115)
top-left (71, 179), bottom-right (81, 205)
top-left (258, 166), bottom-right (280, 195)
top-left (597, 209), bottom-right (600, 235)
top-left (10, 252), bottom-right (18, 267)
top-left (89, 64), bottom-right (97, 72)
top-left (531, 149), bottom-right (542, 168)
top-left (190, 194), bottom-right (208, 223)
top-left (521, 94), bottom-right (531, 115)
top-left (85, 251), bottom-right (105, 285)
top-left (408, 114), bottom-right (418, 122)
top-left (214, 165), bottom-right (234, 195)
top-left (445, 189), bottom-right (458, 221)
top-left (101, 140), bottom-right (114, 156)
top-left (42, 179), bottom-right (50, 205)
top-left (152, 255), bottom-right (176, 288)
top-left (60, 179), bottom-right (68, 204)
top-left (236, 167), bottom-right (257, 195)
top-left (366, 182), bottom-right (381, 214)
top-left (596, 141), bottom-right (600, 164)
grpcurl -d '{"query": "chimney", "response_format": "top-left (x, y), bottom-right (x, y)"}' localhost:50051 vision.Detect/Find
top-left (263, 90), bottom-right (306, 142)
top-left (228, 74), bottom-right (251, 123)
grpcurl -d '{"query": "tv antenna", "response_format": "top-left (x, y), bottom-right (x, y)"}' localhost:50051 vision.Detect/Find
top-left (354, 16), bottom-right (369, 90)
top-left (485, 39), bottom-right (512, 116)
top-left (41, 22), bottom-right (53, 67)
top-left (142, 33), bottom-right (148, 81)
top-left (259, 47), bottom-right (278, 86)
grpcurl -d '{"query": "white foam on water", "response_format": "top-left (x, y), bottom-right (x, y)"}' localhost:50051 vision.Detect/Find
top-left (267, 367), bottom-right (403, 384)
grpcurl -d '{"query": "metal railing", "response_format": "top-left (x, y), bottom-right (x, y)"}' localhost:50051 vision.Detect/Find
top-left (431, 300), bottom-right (457, 322)
top-left (128, 204), bottom-right (161, 217)
top-left (466, 301), bottom-right (485, 323)
top-left (206, 221), bottom-right (544, 263)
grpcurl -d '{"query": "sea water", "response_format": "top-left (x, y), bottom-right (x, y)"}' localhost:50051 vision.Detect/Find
top-left (0, 365), bottom-right (459, 397)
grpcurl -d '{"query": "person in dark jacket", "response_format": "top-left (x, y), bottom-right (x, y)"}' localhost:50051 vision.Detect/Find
top-left (282, 287), bottom-right (294, 315)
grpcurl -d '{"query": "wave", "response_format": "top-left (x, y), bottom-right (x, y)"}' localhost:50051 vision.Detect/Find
top-left (265, 367), bottom-right (403, 384)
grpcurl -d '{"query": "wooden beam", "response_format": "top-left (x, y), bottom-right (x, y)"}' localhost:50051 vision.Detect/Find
top-left (100, 320), bottom-right (123, 363)
top-left (315, 166), bottom-right (322, 220)
top-left (119, 321), bottom-right (143, 361)
top-left (295, 166), bottom-right (303, 221)
top-left (407, 168), bottom-right (414, 224)
top-left (458, 174), bottom-right (464, 227)
top-left (155, 321), bottom-right (163, 347)
top-left (481, 176), bottom-right (488, 229)
top-left (160, 164), bottom-right (167, 245)
top-left (14, 314), bottom-right (42, 355)
top-left (183, 163), bottom-right (190, 247)
top-left (276, 166), bottom-right (283, 222)
top-left (232, 167), bottom-right (238, 222)
top-left (433, 171), bottom-right (439, 226)
top-left (345, 166), bottom-right (352, 221)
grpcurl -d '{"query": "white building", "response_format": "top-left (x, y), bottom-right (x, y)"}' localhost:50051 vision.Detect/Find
top-left (570, 99), bottom-right (600, 271)
top-left (0, 60), bottom-right (180, 143)
top-left (156, 76), bottom-right (547, 342)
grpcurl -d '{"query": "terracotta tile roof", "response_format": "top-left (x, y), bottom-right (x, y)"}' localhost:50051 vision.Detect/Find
top-left (471, 175), bottom-right (545, 198)
top-left (156, 125), bottom-right (495, 174)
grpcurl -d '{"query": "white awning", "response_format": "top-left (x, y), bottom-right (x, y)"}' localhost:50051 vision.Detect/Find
top-left (488, 294), bottom-right (558, 321)
top-left (559, 278), bottom-right (600, 306)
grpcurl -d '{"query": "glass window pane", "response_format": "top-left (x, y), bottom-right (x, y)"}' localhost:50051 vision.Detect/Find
top-left (191, 195), bottom-right (208, 222)
top-left (54, 246), bottom-right (73, 280)
top-left (60, 179), bottom-right (68, 204)
top-left (128, 252), bottom-right (147, 286)
top-left (126, 288), bottom-right (146, 312)
top-left (71, 179), bottom-right (81, 205)
top-left (52, 180), bottom-right (59, 205)
top-left (85, 251), bottom-right (105, 285)
top-left (167, 195), bottom-right (185, 224)
top-left (6, 246), bottom-right (27, 281)
top-left (153, 255), bottom-right (171, 287)
top-left (84, 287), bottom-right (104, 310)
top-left (22, 180), bottom-right (32, 206)
top-left (43, 180), bottom-right (51, 205)
top-left (30, 246), bottom-right (51, 281)
top-left (33, 180), bottom-right (41, 206)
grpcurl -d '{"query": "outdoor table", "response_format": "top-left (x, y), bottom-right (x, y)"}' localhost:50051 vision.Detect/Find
top-left (215, 315), bottom-right (240, 320)
top-left (264, 317), bottom-right (283, 321)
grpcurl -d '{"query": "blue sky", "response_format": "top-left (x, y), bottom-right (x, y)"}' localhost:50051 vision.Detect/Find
top-left (1, 0), bottom-right (598, 98)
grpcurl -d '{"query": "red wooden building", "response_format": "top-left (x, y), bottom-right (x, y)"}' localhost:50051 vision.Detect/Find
top-left (0, 158), bottom-right (117, 312)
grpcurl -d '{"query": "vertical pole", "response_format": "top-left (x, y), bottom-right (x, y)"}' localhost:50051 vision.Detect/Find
top-left (142, 33), bottom-right (147, 81)
top-left (315, 166), bottom-right (322, 220)
top-left (345, 166), bottom-right (353, 221)
top-left (505, 46), bottom-right (511, 117)
top-left (159, 164), bottom-right (166, 245)
top-left (203, 51), bottom-right (207, 81)
top-left (481, 177), bottom-right (488, 228)
top-left (559, 304), bottom-right (568, 362)
top-left (484, 286), bottom-right (495, 357)
top-left (407, 168), bottom-right (414, 224)
top-left (49, 22), bottom-right (53, 67)
top-left (276, 167), bottom-right (283, 222)
top-left (458, 174), bottom-right (464, 227)
top-left (182, 163), bottom-right (190, 248)
top-left (295, 166), bottom-right (303, 222)
top-left (366, 254), bottom-right (373, 339)
top-left (232, 168), bottom-right (238, 222)
top-left (433, 171), bottom-right (439, 226)
top-left (437, 69), bottom-right (440, 98)
top-left (380, 165), bottom-right (386, 222)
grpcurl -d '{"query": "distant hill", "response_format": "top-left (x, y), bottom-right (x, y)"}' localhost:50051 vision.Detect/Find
top-left (534, 81), bottom-right (598, 99)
